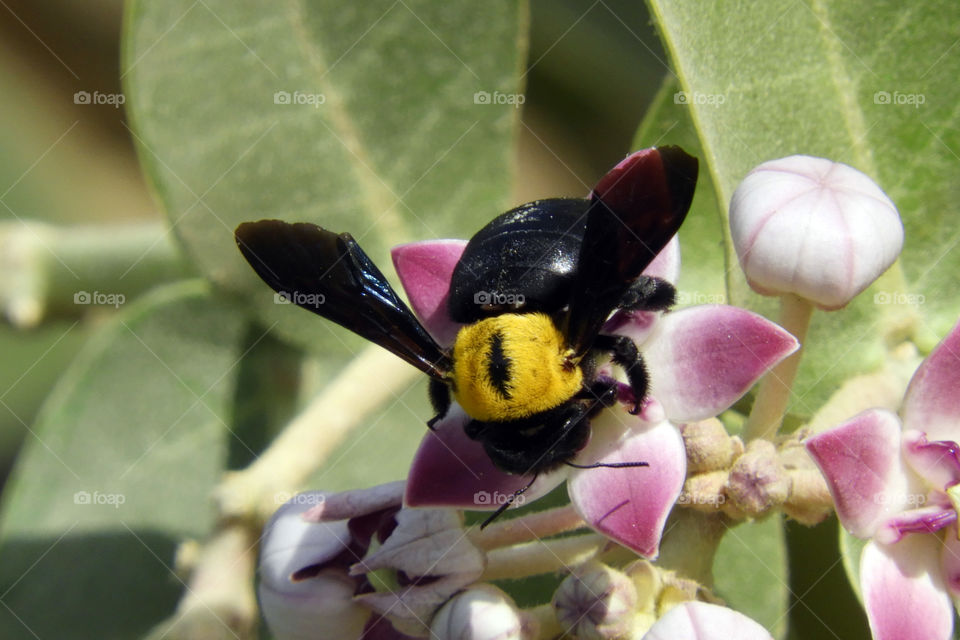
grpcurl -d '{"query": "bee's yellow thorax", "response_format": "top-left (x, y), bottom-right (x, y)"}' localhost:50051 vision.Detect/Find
top-left (450, 313), bottom-right (582, 422)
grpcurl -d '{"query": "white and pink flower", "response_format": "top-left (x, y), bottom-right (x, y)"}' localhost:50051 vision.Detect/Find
top-left (807, 319), bottom-right (960, 640)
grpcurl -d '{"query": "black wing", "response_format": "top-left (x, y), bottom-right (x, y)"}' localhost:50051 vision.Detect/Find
top-left (562, 146), bottom-right (698, 355)
top-left (235, 220), bottom-right (451, 379)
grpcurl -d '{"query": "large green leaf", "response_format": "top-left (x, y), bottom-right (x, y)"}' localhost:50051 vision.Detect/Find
top-left (123, 0), bottom-right (527, 354)
top-left (647, 0), bottom-right (960, 413)
top-left (0, 283), bottom-right (247, 639)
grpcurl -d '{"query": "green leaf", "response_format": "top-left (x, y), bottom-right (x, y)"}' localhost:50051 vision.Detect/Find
top-left (714, 517), bottom-right (788, 637)
top-left (0, 282), bottom-right (248, 639)
top-left (123, 0), bottom-right (528, 353)
top-left (646, 0), bottom-right (960, 413)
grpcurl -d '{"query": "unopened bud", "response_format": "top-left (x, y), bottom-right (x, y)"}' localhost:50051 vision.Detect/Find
top-left (431, 584), bottom-right (537, 640)
top-left (681, 419), bottom-right (743, 473)
top-left (725, 440), bottom-right (789, 515)
top-left (553, 562), bottom-right (638, 640)
top-left (730, 155), bottom-right (902, 310)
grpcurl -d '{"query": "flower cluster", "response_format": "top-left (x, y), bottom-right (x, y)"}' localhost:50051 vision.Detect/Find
top-left (256, 151), bottom-right (909, 639)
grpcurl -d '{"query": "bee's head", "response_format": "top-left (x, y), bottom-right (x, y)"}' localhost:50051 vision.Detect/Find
top-left (450, 312), bottom-right (583, 422)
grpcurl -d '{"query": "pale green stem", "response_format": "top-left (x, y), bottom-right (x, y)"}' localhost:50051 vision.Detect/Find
top-left (481, 533), bottom-right (607, 581)
top-left (0, 221), bottom-right (189, 327)
top-left (469, 503), bottom-right (586, 551)
top-left (743, 293), bottom-right (814, 442)
top-left (147, 523), bottom-right (259, 640)
top-left (214, 345), bottom-right (420, 521)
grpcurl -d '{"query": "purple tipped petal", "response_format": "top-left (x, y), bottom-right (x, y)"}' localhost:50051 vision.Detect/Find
top-left (404, 407), bottom-right (564, 511)
top-left (874, 505), bottom-right (956, 545)
top-left (806, 409), bottom-right (912, 538)
top-left (302, 481), bottom-right (405, 523)
top-left (567, 413), bottom-right (685, 558)
top-left (391, 240), bottom-right (467, 346)
top-left (644, 601), bottom-right (773, 640)
top-left (861, 537), bottom-right (953, 640)
top-left (902, 430), bottom-right (960, 490)
top-left (644, 305), bottom-right (799, 422)
top-left (903, 319), bottom-right (960, 442)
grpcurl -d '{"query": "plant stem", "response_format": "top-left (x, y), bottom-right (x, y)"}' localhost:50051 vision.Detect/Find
top-left (0, 221), bottom-right (189, 327)
top-left (743, 293), bottom-right (814, 441)
top-left (214, 345), bottom-right (420, 521)
top-left (469, 503), bottom-right (586, 551)
top-left (482, 533), bottom-right (607, 581)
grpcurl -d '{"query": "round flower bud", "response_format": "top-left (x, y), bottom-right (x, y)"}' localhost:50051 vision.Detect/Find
top-left (431, 584), bottom-right (537, 640)
top-left (553, 562), bottom-right (638, 640)
top-left (725, 440), bottom-right (790, 516)
top-left (729, 155), bottom-right (902, 310)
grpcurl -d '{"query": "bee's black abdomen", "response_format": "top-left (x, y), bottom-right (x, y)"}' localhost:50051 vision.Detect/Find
top-left (447, 199), bottom-right (589, 323)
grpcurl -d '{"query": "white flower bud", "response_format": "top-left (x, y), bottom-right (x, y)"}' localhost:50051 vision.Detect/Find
top-left (431, 584), bottom-right (537, 640)
top-left (730, 155), bottom-right (902, 309)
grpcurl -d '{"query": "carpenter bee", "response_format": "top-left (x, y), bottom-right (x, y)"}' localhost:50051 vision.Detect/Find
top-left (235, 146), bottom-right (697, 507)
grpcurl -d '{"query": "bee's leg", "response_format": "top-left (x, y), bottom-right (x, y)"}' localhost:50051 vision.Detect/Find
top-left (426, 378), bottom-right (451, 430)
top-left (576, 377), bottom-right (619, 409)
top-left (591, 334), bottom-right (648, 414)
top-left (618, 275), bottom-right (676, 312)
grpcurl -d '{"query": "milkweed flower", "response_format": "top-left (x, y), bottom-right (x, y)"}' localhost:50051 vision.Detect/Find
top-left (258, 482), bottom-right (484, 639)
top-left (393, 217), bottom-right (798, 557)
top-left (806, 319), bottom-right (960, 640)
top-left (643, 601), bottom-right (773, 640)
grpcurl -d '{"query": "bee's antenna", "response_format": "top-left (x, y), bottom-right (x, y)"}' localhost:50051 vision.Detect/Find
top-left (564, 460), bottom-right (649, 470)
top-left (480, 473), bottom-right (539, 529)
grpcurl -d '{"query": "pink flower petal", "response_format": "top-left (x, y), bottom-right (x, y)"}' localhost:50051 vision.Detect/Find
top-left (404, 407), bottom-right (564, 511)
top-left (644, 235), bottom-right (681, 283)
top-left (903, 429), bottom-right (960, 490)
top-left (301, 481), bottom-right (405, 523)
top-left (391, 240), bottom-right (467, 346)
top-left (861, 537), bottom-right (953, 640)
top-left (567, 412), bottom-right (685, 558)
top-left (644, 601), bottom-right (773, 640)
top-left (938, 526), bottom-right (960, 599)
top-left (644, 305), bottom-right (799, 422)
top-left (903, 319), bottom-right (960, 442)
top-left (806, 409), bottom-right (914, 538)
